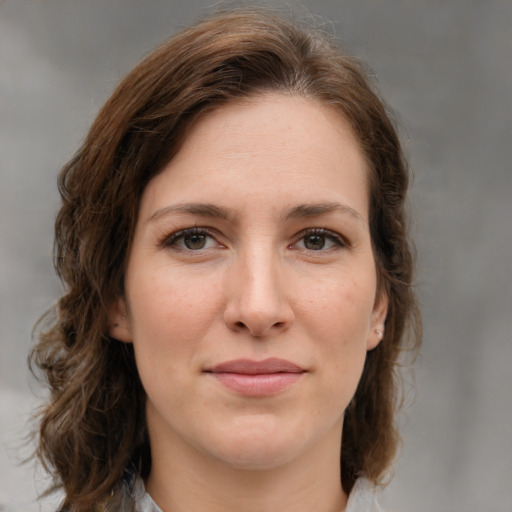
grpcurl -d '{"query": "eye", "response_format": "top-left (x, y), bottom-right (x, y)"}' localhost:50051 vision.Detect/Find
top-left (162, 228), bottom-right (219, 251)
top-left (293, 229), bottom-right (345, 251)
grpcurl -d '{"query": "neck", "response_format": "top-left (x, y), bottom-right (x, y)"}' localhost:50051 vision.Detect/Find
top-left (145, 424), bottom-right (347, 512)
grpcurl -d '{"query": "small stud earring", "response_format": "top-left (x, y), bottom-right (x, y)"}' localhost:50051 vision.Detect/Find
top-left (376, 328), bottom-right (383, 337)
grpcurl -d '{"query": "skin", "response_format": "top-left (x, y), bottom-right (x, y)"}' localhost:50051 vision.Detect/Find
top-left (110, 93), bottom-right (387, 512)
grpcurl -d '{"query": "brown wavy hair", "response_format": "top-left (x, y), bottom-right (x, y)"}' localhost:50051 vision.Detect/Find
top-left (31, 7), bottom-right (421, 511)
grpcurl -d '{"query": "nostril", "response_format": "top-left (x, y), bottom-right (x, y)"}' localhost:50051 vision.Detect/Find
top-left (234, 320), bottom-right (284, 331)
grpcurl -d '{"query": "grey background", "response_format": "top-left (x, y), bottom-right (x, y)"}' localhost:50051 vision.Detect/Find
top-left (1, 1), bottom-right (511, 511)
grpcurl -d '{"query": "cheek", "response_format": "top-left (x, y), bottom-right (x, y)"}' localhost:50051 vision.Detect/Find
top-left (297, 270), bottom-right (376, 342)
top-left (296, 270), bottom-right (376, 394)
top-left (126, 265), bottom-right (223, 363)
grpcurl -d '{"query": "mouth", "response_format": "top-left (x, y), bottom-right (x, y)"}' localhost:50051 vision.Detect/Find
top-left (205, 358), bottom-right (306, 396)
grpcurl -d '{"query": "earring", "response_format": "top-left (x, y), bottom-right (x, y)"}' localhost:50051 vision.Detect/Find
top-left (376, 328), bottom-right (383, 337)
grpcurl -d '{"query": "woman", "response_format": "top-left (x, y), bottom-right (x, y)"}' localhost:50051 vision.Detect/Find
top-left (31, 8), bottom-right (421, 512)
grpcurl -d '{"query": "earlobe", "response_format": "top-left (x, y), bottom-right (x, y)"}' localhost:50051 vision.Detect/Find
top-left (367, 291), bottom-right (389, 351)
top-left (108, 297), bottom-right (133, 343)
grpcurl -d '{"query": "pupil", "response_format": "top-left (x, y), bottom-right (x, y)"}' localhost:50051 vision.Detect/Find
top-left (185, 234), bottom-right (206, 250)
top-left (305, 235), bottom-right (325, 250)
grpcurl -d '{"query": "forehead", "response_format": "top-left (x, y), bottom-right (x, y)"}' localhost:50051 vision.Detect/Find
top-left (140, 93), bottom-right (370, 222)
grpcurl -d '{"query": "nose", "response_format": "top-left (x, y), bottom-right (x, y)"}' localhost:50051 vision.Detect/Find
top-left (223, 247), bottom-right (294, 337)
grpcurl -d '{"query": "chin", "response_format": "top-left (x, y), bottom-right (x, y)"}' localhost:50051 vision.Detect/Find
top-left (213, 442), bottom-right (299, 471)
top-left (203, 417), bottom-right (312, 471)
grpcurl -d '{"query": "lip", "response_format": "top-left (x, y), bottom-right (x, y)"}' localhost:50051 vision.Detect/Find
top-left (205, 358), bottom-right (305, 396)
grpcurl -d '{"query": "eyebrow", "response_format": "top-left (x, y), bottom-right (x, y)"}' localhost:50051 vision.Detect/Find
top-left (285, 202), bottom-right (365, 223)
top-left (148, 201), bottom-right (365, 224)
top-left (148, 202), bottom-right (239, 223)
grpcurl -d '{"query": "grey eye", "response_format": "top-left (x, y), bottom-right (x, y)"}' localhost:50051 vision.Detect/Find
top-left (184, 233), bottom-right (208, 250)
top-left (163, 228), bottom-right (218, 251)
top-left (294, 229), bottom-right (345, 252)
top-left (303, 234), bottom-right (326, 250)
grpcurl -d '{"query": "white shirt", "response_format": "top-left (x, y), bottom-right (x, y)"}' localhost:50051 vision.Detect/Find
top-left (126, 476), bottom-right (384, 512)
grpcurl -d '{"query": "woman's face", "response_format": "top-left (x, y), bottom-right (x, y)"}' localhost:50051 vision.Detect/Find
top-left (110, 93), bottom-right (387, 473)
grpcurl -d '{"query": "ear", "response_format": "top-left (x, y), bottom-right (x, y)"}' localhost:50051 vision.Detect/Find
top-left (108, 297), bottom-right (133, 343)
top-left (367, 290), bottom-right (389, 351)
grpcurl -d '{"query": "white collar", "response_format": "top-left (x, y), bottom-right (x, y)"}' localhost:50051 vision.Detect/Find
top-left (129, 476), bottom-right (383, 512)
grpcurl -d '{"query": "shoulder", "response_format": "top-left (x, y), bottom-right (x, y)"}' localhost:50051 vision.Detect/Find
top-left (346, 478), bottom-right (385, 512)
top-left (105, 468), bottom-right (160, 512)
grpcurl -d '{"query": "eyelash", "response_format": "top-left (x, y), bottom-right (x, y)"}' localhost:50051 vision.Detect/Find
top-left (292, 228), bottom-right (347, 253)
top-left (160, 227), bottom-right (218, 251)
top-left (160, 227), bottom-right (347, 252)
